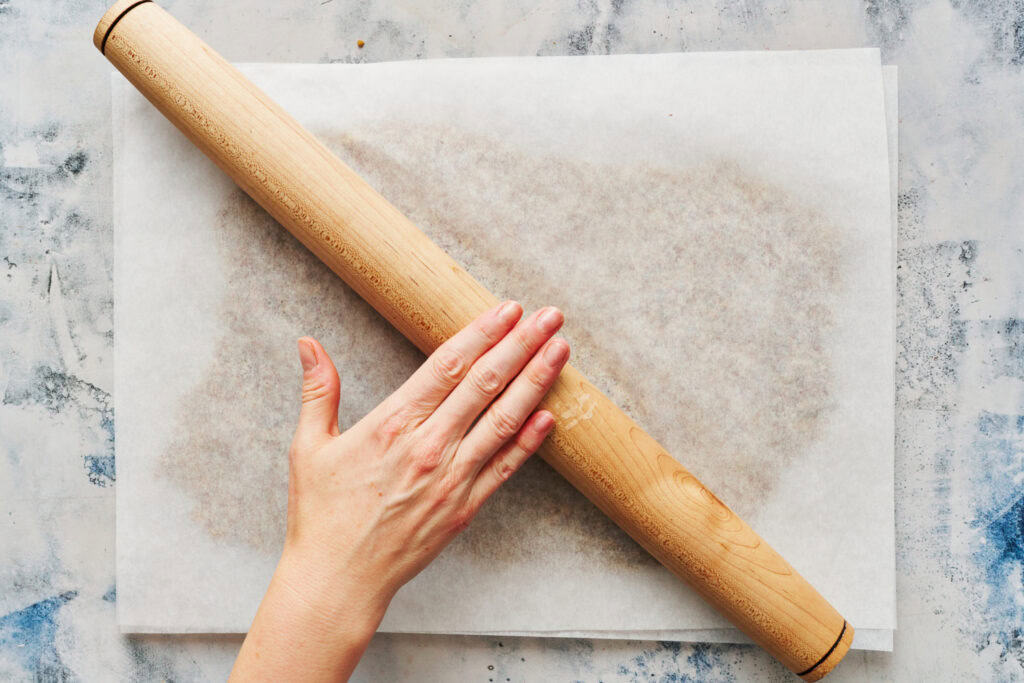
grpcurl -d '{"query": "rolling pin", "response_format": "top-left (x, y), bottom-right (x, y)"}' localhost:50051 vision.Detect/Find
top-left (94, 1), bottom-right (854, 678)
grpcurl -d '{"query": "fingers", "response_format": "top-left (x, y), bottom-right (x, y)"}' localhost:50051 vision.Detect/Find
top-left (295, 337), bottom-right (341, 443)
top-left (427, 306), bottom-right (564, 437)
top-left (456, 337), bottom-right (569, 472)
top-left (469, 410), bottom-right (554, 510)
top-left (389, 301), bottom-right (523, 417)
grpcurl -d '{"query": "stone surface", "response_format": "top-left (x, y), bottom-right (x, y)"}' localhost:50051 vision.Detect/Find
top-left (1, 0), bottom-right (1022, 680)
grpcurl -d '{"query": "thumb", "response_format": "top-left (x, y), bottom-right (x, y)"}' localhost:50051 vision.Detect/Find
top-left (296, 337), bottom-right (341, 441)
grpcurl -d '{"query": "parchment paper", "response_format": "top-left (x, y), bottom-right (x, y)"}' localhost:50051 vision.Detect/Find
top-left (113, 51), bottom-right (897, 648)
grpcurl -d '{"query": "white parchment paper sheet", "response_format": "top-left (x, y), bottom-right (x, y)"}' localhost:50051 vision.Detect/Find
top-left (114, 51), bottom-right (896, 647)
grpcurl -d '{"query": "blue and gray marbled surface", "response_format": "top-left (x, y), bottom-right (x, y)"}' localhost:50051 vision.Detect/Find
top-left (1, 0), bottom-right (1022, 680)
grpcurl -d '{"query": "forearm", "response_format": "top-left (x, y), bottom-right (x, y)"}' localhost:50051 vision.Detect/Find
top-left (230, 554), bottom-right (389, 682)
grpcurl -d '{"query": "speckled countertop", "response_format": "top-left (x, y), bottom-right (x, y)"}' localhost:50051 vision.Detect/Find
top-left (2, 0), bottom-right (1022, 680)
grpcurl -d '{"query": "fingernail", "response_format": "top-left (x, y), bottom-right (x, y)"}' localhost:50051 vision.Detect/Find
top-left (298, 339), bottom-right (318, 372)
top-left (535, 412), bottom-right (554, 431)
top-left (537, 307), bottom-right (563, 333)
top-left (544, 339), bottom-right (569, 366)
top-left (499, 300), bottom-right (521, 322)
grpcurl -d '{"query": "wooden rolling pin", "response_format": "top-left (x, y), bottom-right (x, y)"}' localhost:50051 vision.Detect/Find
top-left (95, 1), bottom-right (854, 678)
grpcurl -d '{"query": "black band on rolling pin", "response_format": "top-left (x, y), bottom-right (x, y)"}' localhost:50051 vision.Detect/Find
top-left (100, 0), bottom-right (152, 54)
top-left (796, 620), bottom-right (847, 678)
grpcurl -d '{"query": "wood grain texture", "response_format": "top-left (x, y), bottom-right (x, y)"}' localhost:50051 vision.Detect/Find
top-left (95, 2), bottom-right (852, 677)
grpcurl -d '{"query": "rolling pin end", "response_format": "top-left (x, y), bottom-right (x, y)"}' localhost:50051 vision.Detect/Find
top-left (798, 620), bottom-right (854, 681)
top-left (94, 0), bottom-right (152, 53)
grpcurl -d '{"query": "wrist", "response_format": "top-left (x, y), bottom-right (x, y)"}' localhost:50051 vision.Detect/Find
top-left (273, 547), bottom-right (393, 642)
top-left (231, 551), bottom-right (391, 682)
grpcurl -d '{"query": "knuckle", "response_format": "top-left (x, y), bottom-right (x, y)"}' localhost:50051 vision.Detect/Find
top-left (469, 365), bottom-right (503, 397)
top-left (431, 347), bottom-right (466, 385)
top-left (495, 457), bottom-right (517, 482)
top-left (408, 433), bottom-right (448, 473)
top-left (488, 406), bottom-right (522, 441)
top-left (512, 432), bottom-right (544, 458)
top-left (301, 379), bottom-right (332, 404)
top-left (512, 328), bottom-right (533, 355)
top-left (376, 406), bottom-right (412, 447)
top-left (514, 428), bottom-right (542, 453)
top-left (477, 319), bottom-right (503, 345)
top-left (524, 367), bottom-right (550, 391)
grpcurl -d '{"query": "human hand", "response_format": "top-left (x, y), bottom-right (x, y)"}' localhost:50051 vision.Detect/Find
top-left (231, 301), bottom-right (569, 682)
